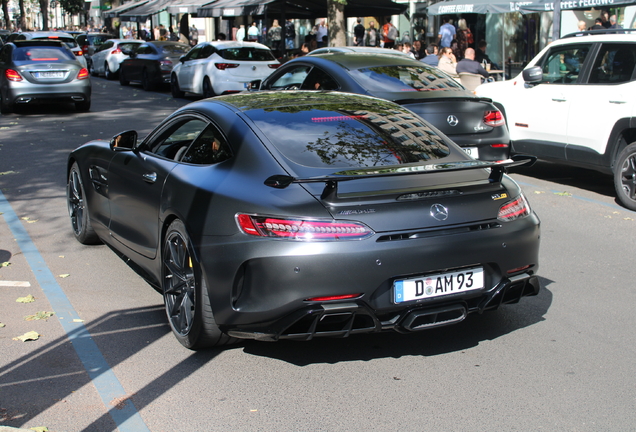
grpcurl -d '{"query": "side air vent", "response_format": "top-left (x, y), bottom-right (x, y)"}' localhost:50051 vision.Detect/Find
top-left (377, 222), bottom-right (501, 242)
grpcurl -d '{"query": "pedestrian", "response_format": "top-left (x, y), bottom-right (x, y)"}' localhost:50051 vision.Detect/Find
top-left (236, 24), bottom-right (246, 42)
top-left (364, 21), bottom-right (380, 47)
top-left (382, 17), bottom-right (397, 49)
top-left (456, 47), bottom-right (489, 79)
top-left (316, 19), bottom-right (328, 47)
top-left (437, 47), bottom-right (458, 78)
top-left (285, 19), bottom-right (296, 49)
top-left (268, 19), bottom-right (283, 57)
top-left (353, 18), bottom-right (365, 46)
top-left (247, 22), bottom-right (259, 41)
top-left (438, 16), bottom-right (456, 48)
top-left (411, 39), bottom-right (424, 60)
top-left (421, 44), bottom-right (439, 66)
top-left (456, 19), bottom-right (473, 60)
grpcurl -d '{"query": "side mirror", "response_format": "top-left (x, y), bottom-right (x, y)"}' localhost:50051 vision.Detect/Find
top-left (179, 55), bottom-right (186, 63)
top-left (110, 130), bottom-right (138, 151)
top-left (248, 79), bottom-right (262, 90)
top-left (522, 66), bottom-right (542, 84)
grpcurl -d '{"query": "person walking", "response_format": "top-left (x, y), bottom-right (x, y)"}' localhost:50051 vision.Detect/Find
top-left (285, 19), bottom-right (296, 49)
top-left (438, 16), bottom-right (456, 48)
top-left (382, 17), bottom-right (397, 49)
top-left (353, 18), bottom-right (365, 46)
top-left (364, 21), bottom-right (381, 47)
top-left (268, 20), bottom-right (283, 57)
top-left (247, 22), bottom-right (259, 41)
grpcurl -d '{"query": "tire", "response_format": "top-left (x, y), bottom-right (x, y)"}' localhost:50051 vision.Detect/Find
top-left (202, 77), bottom-right (215, 98)
top-left (89, 59), bottom-right (98, 77)
top-left (0, 91), bottom-right (13, 114)
top-left (171, 74), bottom-right (185, 98)
top-left (119, 68), bottom-right (130, 86)
top-left (104, 62), bottom-right (116, 80)
top-left (142, 69), bottom-right (155, 91)
top-left (67, 162), bottom-right (100, 245)
top-left (75, 98), bottom-right (91, 112)
top-left (162, 220), bottom-right (236, 350)
top-left (614, 142), bottom-right (636, 211)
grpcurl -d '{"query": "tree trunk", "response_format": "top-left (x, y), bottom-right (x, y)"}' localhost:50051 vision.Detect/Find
top-left (327, 0), bottom-right (346, 47)
top-left (39, 0), bottom-right (48, 30)
top-left (18, 0), bottom-right (26, 30)
top-left (1, 0), bottom-right (10, 30)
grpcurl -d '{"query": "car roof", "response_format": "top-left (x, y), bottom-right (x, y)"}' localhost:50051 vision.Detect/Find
top-left (198, 40), bottom-right (271, 50)
top-left (19, 31), bottom-right (75, 40)
top-left (294, 52), bottom-right (433, 69)
top-left (12, 40), bottom-right (66, 47)
top-left (558, 29), bottom-right (636, 45)
top-left (309, 46), bottom-right (411, 57)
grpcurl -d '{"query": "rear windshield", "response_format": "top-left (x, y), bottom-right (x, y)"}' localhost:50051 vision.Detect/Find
top-left (219, 47), bottom-right (276, 61)
top-left (33, 36), bottom-right (77, 49)
top-left (88, 34), bottom-right (113, 45)
top-left (13, 46), bottom-right (75, 62)
top-left (246, 101), bottom-right (450, 170)
top-left (161, 44), bottom-right (190, 55)
top-left (349, 65), bottom-right (462, 92)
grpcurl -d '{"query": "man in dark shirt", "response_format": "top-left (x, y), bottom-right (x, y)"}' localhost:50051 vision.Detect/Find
top-left (421, 44), bottom-right (439, 66)
top-left (353, 18), bottom-right (365, 46)
top-left (456, 48), bottom-right (489, 78)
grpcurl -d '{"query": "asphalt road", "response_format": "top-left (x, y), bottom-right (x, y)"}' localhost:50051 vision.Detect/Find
top-left (1, 78), bottom-right (635, 432)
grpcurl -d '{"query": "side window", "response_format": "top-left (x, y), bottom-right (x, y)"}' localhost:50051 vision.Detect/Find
top-left (135, 44), bottom-right (155, 55)
top-left (200, 44), bottom-right (215, 58)
top-left (301, 67), bottom-right (339, 90)
top-left (539, 44), bottom-right (591, 84)
top-left (97, 41), bottom-right (113, 53)
top-left (589, 43), bottom-right (636, 84)
top-left (268, 65), bottom-right (311, 89)
top-left (179, 125), bottom-right (232, 165)
top-left (146, 118), bottom-right (208, 160)
top-left (184, 45), bottom-right (202, 60)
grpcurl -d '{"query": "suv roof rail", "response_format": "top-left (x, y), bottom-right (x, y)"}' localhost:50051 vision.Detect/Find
top-left (562, 28), bottom-right (636, 39)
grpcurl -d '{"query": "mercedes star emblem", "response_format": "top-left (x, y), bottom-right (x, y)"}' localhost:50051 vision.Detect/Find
top-left (447, 115), bottom-right (459, 127)
top-left (430, 204), bottom-right (449, 221)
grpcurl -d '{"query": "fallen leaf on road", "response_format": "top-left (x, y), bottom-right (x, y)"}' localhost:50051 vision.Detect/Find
top-left (24, 311), bottom-right (55, 321)
top-left (554, 191), bottom-right (572, 196)
top-left (0, 323), bottom-right (5, 328)
top-left (58, 274), bottom-right (70, 278)
top-left (0, 171), bottom-right (16, 175)
top-left (13, 331), bottom-right (40, 341)
top-left (533, 191), bottom-right (545, 194)
top-left (26, 220), bottom-right (38, 224)
top-left (72, 319), bottom-right (84, 323)
top-left (1, 262), bottom-right (10, 267)
top-left (16, 294), bottom-right (36, 303)
top-left (29, 427), bottom-right (48, 432)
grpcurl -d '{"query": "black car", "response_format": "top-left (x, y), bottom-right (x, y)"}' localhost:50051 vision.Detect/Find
top-left (256, 52), bottom-right (510, 161)
top-left (119, 41), bottom-right (190, 91)
top-left (76, 32), bottom-right (115, 68)
top-left (67, 91), bottom-right (540, 350)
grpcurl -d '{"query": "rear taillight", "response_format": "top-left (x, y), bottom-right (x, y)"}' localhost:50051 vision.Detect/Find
top-left (75, 50), bottom-right (84, 57)
top-left (215, 63), bottom-right (240, 70)
top-left (268, 63), bottom-right (281, 68)
top-left (77, 68), bottom-right (89, 80)
top-left (236, 214), bottom-right (373, 241)
top-left (112, 48), bottom-right (122, 54)
top-left (484, 110), bottom-right (505, 127)
top-left (6, 69), bottom-right (23, 82)
top-left (498, 195), bottom-right (530, 222)
top-left (159, 60), bottom-right (173, 70)
top-left (306, 293), bottom-right (362, 302)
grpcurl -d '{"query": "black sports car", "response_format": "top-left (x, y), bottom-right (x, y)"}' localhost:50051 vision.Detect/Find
top-left (67, 91), bottom-right (540, 350)
top-left (255, 52), bottom-right (510, 161)
top-left (119, 41), bottom-right (190, 91)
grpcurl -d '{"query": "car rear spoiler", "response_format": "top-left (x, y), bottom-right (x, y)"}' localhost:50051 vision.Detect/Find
top-left (265, 155), bottom-right (536, 201)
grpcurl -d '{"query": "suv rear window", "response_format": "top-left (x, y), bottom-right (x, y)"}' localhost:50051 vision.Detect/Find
top-left (349, 65), bottom-right (462, 92)
top-left (161, 44), bottom-right (190, 55)
top-left (13, 46), bottom-right (75, 61)
top-left (219, 47), bottom-right (276, 61)
top-left (246, 101), bottom-right (450, 170)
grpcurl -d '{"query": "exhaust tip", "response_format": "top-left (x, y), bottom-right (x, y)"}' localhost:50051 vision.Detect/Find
top-left (402, 304), bottom-right (467, 331)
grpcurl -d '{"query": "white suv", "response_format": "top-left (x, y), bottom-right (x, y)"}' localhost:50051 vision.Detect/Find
top-left (476, 30), bottom-right (636, 210)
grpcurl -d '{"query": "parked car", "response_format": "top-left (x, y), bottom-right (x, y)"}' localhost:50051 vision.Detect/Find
top-left (476, 29), bottom-right (636, 210)
top-left (8, 32), bottom-right (88, 67)
top-left (76, 32), bottom-right (116, 69)
top-left (0, 30), bottom-right (10, 44)
top-left (89, 39), bottom-right (142, 79)
top-left (256, 52), bottom-right (510, 161)
top-left (170, 40), bottom-right (279, 98)
top-left (308, 46), bottom-right (412, 57)
top-left (66, 91), bottom-right (540, 349)
top-left (119, 41), bottom-right (190, 91)
top-left (0, 40), bottom-right (91, 113)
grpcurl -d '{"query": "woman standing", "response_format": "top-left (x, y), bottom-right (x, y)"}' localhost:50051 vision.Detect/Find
top-left (456, 19), bottom-right (473, 61)
top-left (268, 20), bottom-right (283, 58)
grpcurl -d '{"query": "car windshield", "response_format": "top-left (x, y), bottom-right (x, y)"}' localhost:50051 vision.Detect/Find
top-left (349, 65), bottom-right (463, 92)
top-left (13, 46), bottom-right (75, 62)
top-left (219, 47), bottom-right (276, 61)
top-left (33, 36), bottom-right (77, 49)
top-left (161, 44), bottom-right (190, 55)
top-left (245, 98), bottom-right (451, 170)
top-left (88, 35), bottom-right (112, 45)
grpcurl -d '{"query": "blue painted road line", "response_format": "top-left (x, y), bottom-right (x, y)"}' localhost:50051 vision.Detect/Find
top-left (0, 190), bottom-right (151, 432)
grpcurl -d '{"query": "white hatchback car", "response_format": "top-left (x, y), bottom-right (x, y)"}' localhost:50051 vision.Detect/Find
top-left (89, 39), bottom-right (142, 80)
top-left (476, 30), bottom-right (636, 210)
top-left (170, 41), bottom-right (279, 98)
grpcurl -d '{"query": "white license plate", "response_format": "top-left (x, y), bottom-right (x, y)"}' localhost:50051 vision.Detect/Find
top-left (463, 147), bottom-right (478, 158)
top-left (35, 72), bottom-right (64, 79)
top-left (393, 267), bottom-right (484, 303)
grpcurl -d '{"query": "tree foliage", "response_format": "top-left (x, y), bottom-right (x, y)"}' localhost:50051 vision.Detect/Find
top-left (59, 0), bottom-right (83, 15)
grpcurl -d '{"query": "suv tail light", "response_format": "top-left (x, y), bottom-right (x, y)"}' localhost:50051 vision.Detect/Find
top-left (268, 64), bottom-right (281, 69)
top-left (215, 63), bottom-right (240, 70)
top-left (236, 214), bottom-right (373, 241)
top-left (112, 48), bottom-right (122, 54)
top-left (498, 195), bottom-right (530, 222)
top-left (77, 68), bottom-right (90, 80)
top-left (6, 69), bottom-right (23, 82)
top-left (484, 110), bottom-right (505, 127)
top-left (75, 50), bottom-right (84, 57)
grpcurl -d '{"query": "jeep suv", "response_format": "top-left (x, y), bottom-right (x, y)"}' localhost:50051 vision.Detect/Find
top-left (476, 29), bottom-right (636, 210)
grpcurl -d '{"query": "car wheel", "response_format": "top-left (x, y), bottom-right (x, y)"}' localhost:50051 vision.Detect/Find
top-left (171, 74), bottom-right (185, 98)
top-left (202, 77), bottom-right (215, 98)
top-left (67, 162), bottom-right (100, 245)
top-left (104, 62), bottom-right (116, 80)
top-left (614, 142), bottom-right (636, 211)
top-left (89, 59), bottom-right (98, 77)
top-left (162, 219), bottom-right (236, 349)
top-left (119, 68), bottom-right (130, 86)
top-left (0, 93), bottom-right (13, 115)
top-left (142, 69), bottom-right (155, 91)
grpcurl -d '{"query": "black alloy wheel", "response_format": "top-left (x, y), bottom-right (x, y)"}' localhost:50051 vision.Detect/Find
top-left (614, 142), bottom-right (636, 211)
top-left (162, 220), bottom-right (235, 349)
top-left (171, 74), bottom-right (184, 98)
top-left (202, 77), bottom-right (215, 98)
top-left (67, 162), bottom-right (100, 244)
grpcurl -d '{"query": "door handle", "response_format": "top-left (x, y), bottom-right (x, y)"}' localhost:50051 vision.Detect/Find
top-left (551, 95), bottom-right (566, 102)
top-left (609, 99), bottom-right (627, 104)
top-left (143, 172), bottom-right (157, 183)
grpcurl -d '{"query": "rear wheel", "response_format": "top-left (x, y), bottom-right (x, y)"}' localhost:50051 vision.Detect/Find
top-left (89, 59), bottom-right (98, 77)
top-left (119, 68), bottom-right (130, 86)
top-left (75, 98), bottom-right (91, 112)
top-left (162, 220), bottom-right (236, 349)
top-left (171, 74), bottom-right (185, 98)
top-left (142, 69), bottom-right (155, 91)
top-left (202, 77), bottom-right (215, 98)
top-left (104, 62), bottom-right (116, 80)
top-left (67, 162), bottom-right (100, 244)
top-left (0, 94), bottom-right (13, 115)
top-left (614, 142), bottom-right (636, 211)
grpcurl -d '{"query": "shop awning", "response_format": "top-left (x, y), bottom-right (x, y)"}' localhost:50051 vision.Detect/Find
top-left (166, 0), bottom-right (216, 15)
top-left (427, 0), bottom-right (540, 16)
top-left (103, 0), bottom-right (150, 18)
top-left (519, 0), bottom-right (636, 12)
top-left (197, 0), bottom-right (407, 19)
top-left (119, 0), bottom-right (174, 21)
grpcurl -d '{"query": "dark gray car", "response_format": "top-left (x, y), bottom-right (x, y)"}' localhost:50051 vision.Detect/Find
top-left (0, 40), bottom-right (91, 113)
top-left (119, 41), bottom-right (190, 91)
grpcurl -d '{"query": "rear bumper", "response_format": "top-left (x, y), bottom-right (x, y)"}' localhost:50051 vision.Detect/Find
top-left (6, 81), bottom-right (91, 105)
